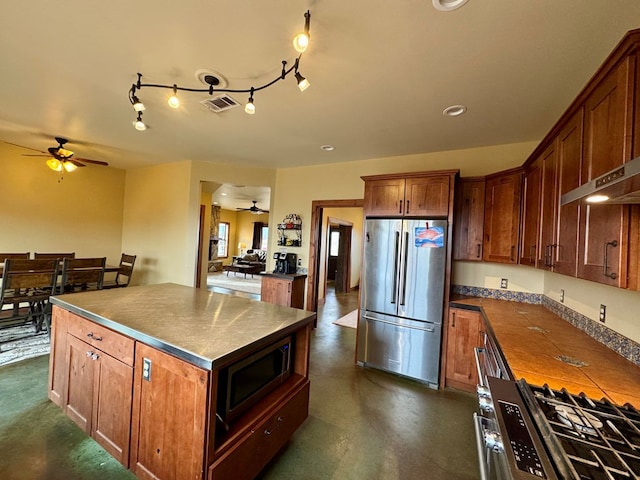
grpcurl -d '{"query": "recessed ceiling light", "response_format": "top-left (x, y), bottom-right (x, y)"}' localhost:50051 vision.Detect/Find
top-left (320, 145), bottom-right (335, 151)
top-left (432, 0), bottom-right (469, 11)
top-left (443, 105), bottom-right (467, 117)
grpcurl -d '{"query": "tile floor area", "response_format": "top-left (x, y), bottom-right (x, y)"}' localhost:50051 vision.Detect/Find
top-left (0, 286), bottom-right (479, 479)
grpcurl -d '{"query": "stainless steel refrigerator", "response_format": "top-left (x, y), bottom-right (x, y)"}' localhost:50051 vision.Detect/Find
top-left (356, 218), bottom-right (447, 388)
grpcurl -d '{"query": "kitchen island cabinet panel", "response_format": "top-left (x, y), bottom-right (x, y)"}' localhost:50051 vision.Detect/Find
top-left (261, 274), bottom-right (306, 309)
top-left (130, 343), bottom-right (208, 480)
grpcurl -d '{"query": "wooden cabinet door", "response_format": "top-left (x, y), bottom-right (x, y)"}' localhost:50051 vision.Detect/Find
top-left (92, 352), bottom-right (133, 466)
top-left (519, 160), bottom-right (542, 267)
top-left (261, 276), bottom-right (297, 307)
top-left (363, 178), bottom-right (405, 216)
top-left (445, 308), bottom-right (481, 392)
top-left (483, 170), bottom-right (522, 264)
top-left (538, 141), bottom-right (558, 270)
top-left (554, 110), bottom-right (583, 276)
top-left (453, 178), bottom-right (485, 261)
top-left (130, 343), bottom-right (208, 480)
top-left (577, 56), bottom-right (634, 287)
top-left (65, 334), bottom-right (96, 434)
top-left (404, 175), bottom-right (450, 217)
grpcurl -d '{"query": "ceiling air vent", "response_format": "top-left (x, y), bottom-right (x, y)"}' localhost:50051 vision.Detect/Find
top-left (200, 94), bottom-right (240, 113)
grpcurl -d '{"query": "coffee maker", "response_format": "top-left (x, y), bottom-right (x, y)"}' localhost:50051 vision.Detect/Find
top-left (274, 252), bottom-right (297, 274)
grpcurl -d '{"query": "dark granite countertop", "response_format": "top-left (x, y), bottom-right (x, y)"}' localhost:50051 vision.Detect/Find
top-left (50, 283), bottom-right (316, 371)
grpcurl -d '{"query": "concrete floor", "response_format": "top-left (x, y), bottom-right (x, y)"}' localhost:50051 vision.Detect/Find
top-left (0, 285), bottom-right (479, 479)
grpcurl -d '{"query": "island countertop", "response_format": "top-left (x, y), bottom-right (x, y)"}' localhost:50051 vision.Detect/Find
top-left (50, 282), bottom-right (316, 370)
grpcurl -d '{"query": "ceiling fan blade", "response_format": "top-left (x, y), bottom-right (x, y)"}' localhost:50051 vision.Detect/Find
top-left (3, 141), bottom-right (47, 154)
top-left (68, 159), bottom-right (86, 168)
top-left (75, 157), bottom-right (109, 166)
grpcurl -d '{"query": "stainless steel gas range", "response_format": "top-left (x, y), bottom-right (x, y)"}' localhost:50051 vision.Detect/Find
top-left (474, 375), bottom-right (640, 479)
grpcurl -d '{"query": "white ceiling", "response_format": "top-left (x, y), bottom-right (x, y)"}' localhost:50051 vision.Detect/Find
top-left (1, 1), bottom-right (640, 173)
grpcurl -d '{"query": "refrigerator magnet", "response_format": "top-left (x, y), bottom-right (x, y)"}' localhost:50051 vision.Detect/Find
top-left (414, 226), bottom-right (444, 248)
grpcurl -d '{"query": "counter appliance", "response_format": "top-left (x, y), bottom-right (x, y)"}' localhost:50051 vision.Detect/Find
top-left (356, 218), bottom-right (447, 388)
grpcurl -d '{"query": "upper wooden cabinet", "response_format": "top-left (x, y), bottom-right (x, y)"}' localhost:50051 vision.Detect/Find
top-left (576, 54), bottom-right (635, 288)
top-left (453, 178), bottom-right (485, 261)
top-left (519, 160), bottom-right (542, 267)
top-left (483, 169), bottom-right (523, 264)
top-left (362, 171), bottom-right (457, 218)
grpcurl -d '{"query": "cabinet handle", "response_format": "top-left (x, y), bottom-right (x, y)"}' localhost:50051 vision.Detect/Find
top-left (603, 240), bottom-right (618, 279)
top-left (510, 246), bottom-right (515, 262)
top-left (549, 244), bottom-right (557, 268)
top-left (451, 312), bottom-right (456, 328)
top-left (405, 200), bottom-right (410, 215)
top-left (264, 416), bottom-right (284, 435)
top-left (529, 245), bottom-right (535, 263)
top-left (399, 200), bottom-right (403, 214)
top-left (544, 244), bottom-right (550, 267)
top-left (87, 332), bottom-right (103, 341)
top-left (476, 244), bottom-right (481, 258)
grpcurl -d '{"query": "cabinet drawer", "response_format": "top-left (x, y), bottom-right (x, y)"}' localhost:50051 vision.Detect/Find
top-left (209, 381), bottom-right (310, 480)
top-left (66, 313), bottom-right (134, 366)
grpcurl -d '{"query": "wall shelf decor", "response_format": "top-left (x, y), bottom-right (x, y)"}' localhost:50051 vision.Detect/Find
top-left (277, 214), bottom-right (302, 247)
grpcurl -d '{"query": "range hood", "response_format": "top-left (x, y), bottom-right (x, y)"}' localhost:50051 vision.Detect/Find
top-left (560, 155), bottom-right (640, 205)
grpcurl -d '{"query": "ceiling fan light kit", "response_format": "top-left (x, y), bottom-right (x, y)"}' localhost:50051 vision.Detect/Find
top-left (129, 10), bottom-right (312, 130)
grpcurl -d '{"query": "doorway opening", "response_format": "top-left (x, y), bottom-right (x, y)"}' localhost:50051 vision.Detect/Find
top-left (306, 199), bottom-right (363, 312)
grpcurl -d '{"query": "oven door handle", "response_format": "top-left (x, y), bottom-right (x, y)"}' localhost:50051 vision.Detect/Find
top-left (473, 413), bottom-right (490, 480)
top-left (474, 346), bottom-right (486, 387)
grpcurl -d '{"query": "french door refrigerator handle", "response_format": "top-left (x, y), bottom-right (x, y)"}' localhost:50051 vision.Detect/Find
top-left (391, 231), bottom-right (400, 304)
top-left (363, 314), bottom-right (435, 332)
top-left (400, 231), bottom-right (409, 306)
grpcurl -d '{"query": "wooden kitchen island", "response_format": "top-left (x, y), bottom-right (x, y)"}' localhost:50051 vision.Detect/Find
top-left (47, 283), bottom-right (316, 480)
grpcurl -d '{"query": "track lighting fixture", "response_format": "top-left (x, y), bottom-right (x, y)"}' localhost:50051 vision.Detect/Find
top-left (128, 10), bottom-right (312, 129)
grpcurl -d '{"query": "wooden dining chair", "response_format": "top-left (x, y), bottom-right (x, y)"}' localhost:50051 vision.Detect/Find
top-left (60, 257), bottom-right (106, 294)
top-left (0, 252), bottom-right (30, 261)
top-left (102, 254), bottom-right (136, 289)
top-left (34, 252), bottom-right (76, 260)
top-left (0, 258), bottom-right (59, 333)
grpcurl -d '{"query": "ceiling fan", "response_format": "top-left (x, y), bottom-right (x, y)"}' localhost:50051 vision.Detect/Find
top-left (237, 201), bottom-right (269, 214)
top-left (5, 137), bottom-right (109, 172)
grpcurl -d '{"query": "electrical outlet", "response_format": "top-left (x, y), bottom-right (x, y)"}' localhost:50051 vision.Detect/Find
top-left (599, 304), bottom-right (606, 323)
top-left (142, 358), bottom-right (152, 381)
top-left (297, 258), bottom-right (302, 267)
top-left (560, 289), bottom-right (565, 303)
top-left (500, 278), bottom-right (508, 289)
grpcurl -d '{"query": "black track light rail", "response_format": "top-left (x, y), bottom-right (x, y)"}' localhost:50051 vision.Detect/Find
top-left (128, 10), bottom-right (311, 127)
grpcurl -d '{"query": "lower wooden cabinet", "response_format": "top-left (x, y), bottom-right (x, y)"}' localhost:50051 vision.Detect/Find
top-left (261, 274), bottom-right (306, 309)
top-left (445, 308), bottom-right (482, 393)
top-left (48, 306), bottom-right (134, 466)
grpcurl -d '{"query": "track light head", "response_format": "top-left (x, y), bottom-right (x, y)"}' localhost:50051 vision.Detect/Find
top-left (132, 95), bottom-right (145, 112)
top-left (295, 71), bottom-right (310, 92)
top-left (134, 112), bottom-right (147, 131)
top-left (168, 85), bottom-right (180, 108)
top-left (245, 89), bottom-right (256, 115)
top-left (293, 11), bottom-right (311, 53)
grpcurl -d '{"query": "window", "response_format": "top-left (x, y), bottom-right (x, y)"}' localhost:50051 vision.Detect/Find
top-left (260, 226), bottom-right (269, 250)
top-left (218, 222), bottom-right (230, 258)
top-left (329, 230), bottom-right (340, 256)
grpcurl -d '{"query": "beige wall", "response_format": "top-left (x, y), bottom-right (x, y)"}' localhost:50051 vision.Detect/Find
top-left (1, 145), bottom-right (125, 264)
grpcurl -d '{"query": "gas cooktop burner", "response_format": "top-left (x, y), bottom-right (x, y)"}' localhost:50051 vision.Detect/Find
top-left (554, 405), bottom-right (603, 436)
